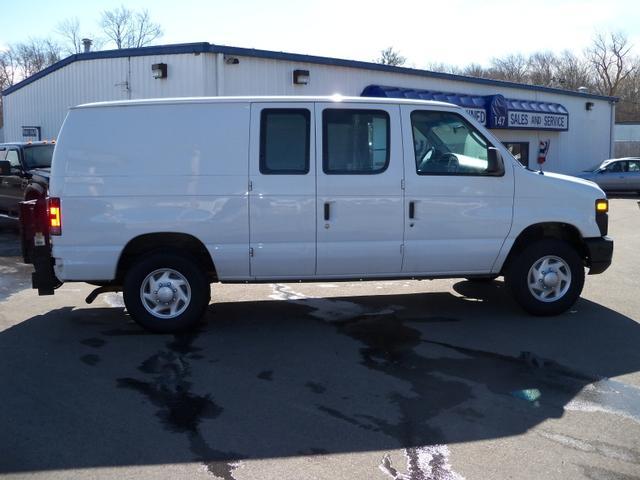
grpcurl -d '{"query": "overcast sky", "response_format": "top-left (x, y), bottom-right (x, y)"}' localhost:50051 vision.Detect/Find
top-left (1, 0), bottom-right (639, 69)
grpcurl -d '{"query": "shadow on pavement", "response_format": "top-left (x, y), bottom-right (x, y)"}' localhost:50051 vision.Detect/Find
top-left (1, 282), bottom-right (640, 477)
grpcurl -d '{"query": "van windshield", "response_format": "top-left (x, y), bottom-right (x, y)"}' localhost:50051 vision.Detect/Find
top-left (23, 145), bottom-right (54, 169)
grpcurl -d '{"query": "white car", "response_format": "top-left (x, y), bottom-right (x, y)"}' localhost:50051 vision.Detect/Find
top-left (21, 96), bottom-right (613, 332)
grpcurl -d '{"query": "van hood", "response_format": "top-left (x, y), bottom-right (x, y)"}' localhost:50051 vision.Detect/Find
top-left (542, 171), bottom-right (602, 190)
top-left (519, 168), bottom-right (606, 201)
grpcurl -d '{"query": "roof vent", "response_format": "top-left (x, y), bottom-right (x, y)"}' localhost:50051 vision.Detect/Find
top-left (577, 86), bottom-right (589, 94)
top-left (82, 38), bottom-right (93, 53)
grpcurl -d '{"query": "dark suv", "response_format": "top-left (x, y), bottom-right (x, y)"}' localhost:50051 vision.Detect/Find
top-left (0, 142), bottom-right (54, 219)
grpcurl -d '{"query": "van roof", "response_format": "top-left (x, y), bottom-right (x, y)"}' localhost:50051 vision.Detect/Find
top-left (74, 95), bottom-right (458, 110)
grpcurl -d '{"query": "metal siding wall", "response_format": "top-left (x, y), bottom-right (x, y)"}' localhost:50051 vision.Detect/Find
top-left (4, 57), bottom-right (129, 141)
top-left (128, 54), bottom-right (205, 98)
top-left (3, 54), bottom-right (210, 141)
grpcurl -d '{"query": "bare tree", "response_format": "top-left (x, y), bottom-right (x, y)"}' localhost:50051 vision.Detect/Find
top-left (587, 32), bottom-right (637, 96)
top-left (13, 39), bottom-right (61, 79)
top-left (490, 53), bottom-right (529, 83)
top-left (0, 39), bottom-right (60, 85)
top-left (0, 40), bottom-right (60, 129)
top-left (0, 48), bottom-right (18, 90)
top-left (0, 48), bottom-right (19, 129)
top-left (377, 47), bottom-right (406, 66)
top-left (56, 17), bottom-right (106, 55)
top-left (555, 50), bottom-right (593, 91)
top-left (57, 17), bottom-right (83, 55)
top-left (100, 6), bottom-right (130, 49)
top-left (426, 62), bottom-right (462, 75)
top-left (527, 51), bottom-right (559, 87)
top-left (100, 6), bottom-right (163, 49)
top-left (131, 9), bottom-right (163, 48)
top-left (615, 59), bottom-right (640, 121)
top-left (462, 63), bottom-right (491, 79)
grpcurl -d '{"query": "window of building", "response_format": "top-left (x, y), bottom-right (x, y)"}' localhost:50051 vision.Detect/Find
top-left (260, 109), bottom-right (310, 174)
top-left (411, 111), bottom-right (500, 176)
top-left (504, 142), bottom-right (530, 168)
top-left (323, 109), bottom-right (389, 174)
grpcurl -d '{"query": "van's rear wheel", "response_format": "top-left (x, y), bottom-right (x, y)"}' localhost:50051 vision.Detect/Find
top-left (123, 252), bottom-right (210, 333)
top-left (505, 239), bottom-right (584, 316)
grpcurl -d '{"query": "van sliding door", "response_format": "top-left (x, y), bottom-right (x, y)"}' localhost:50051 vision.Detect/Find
top-left (315, 103), bottom-right (404, 276)
top-left (248, 103), bottom-right (317, 278)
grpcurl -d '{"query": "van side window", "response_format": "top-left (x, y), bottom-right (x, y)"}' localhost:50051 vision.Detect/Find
top-left (411, 111), bottom-right (500, 176)
top-left (323, 109), bottom-right (389, 174)
top-left (260, 109), bottom-right (310, 174)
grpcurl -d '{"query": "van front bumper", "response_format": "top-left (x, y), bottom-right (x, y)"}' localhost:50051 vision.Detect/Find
top-left (585, 236), bottom-right (613, 275)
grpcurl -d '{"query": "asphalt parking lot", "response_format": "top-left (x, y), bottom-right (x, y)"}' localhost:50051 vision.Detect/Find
top-left (1, 198), bottom-right (640, 480)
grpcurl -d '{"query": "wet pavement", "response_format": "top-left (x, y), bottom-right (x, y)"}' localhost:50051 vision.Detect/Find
top-left (1, 198), bottom-right (639, 480)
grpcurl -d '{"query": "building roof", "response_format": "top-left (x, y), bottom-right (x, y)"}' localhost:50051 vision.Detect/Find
top-left (1, 41), bottom-right (618, 102)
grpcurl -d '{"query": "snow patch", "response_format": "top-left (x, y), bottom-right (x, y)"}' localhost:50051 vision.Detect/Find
top-left (380, 445), bottom-right (464, 480)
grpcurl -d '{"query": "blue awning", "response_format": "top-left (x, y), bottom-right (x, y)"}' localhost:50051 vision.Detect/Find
top-left (361, 85), bottom-right (569, 131)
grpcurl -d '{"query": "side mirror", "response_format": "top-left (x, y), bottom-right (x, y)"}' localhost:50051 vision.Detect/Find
top-left (487, 147), bottom-right (504, 174)
top-left (598, 169), bottom-right (606, 174)
top-left (0, 161), bottom-right (11, 176)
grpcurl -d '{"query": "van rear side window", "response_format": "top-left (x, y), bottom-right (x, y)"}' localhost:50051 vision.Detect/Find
top-left (323, 109), bottom-right (389, 174)
top-left (260, 109), bottom-right (310, 174)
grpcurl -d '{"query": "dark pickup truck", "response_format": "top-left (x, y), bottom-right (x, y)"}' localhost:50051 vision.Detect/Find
top-left (0, 142), bottom-right (54, 219)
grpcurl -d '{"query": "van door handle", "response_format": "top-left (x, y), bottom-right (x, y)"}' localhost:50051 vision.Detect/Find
top-left (409, 201), bottom-right (415, 219)
top-left (324, 202), bottom-right (331, 221)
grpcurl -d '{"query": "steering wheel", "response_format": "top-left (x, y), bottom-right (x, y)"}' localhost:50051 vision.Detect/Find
top-left (442, 153), bottom-right (459, 173)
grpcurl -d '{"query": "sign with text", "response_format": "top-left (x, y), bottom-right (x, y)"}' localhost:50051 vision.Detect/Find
top-left (465, 108), bottom-right (486, 125)
top-left (507, 112), bottom-right (568, 131)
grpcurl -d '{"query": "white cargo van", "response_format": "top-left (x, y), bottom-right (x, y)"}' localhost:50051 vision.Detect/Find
top-left (21, 96), bottom-right (613, 332)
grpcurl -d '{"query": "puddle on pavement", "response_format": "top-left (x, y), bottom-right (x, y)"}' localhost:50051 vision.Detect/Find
top-left (277, 289), bottom-right (640, 447)
top-left (116, 332), bottom-right (243, 479)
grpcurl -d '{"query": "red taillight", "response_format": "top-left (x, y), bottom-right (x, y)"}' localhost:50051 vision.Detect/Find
top-left (48, 197), bottom-right (61, 235)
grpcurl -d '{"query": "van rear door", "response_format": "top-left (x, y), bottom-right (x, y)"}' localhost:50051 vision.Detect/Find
top-left (315, 103), bottom-right (404, 276)
top-left (249, 103), bottom-right (317, 278)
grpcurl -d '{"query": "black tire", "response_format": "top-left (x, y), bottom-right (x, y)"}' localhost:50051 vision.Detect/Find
top-left (123, 252), bottom-right (210, 333)
top-left (505, 239), bottom-right (584, 316)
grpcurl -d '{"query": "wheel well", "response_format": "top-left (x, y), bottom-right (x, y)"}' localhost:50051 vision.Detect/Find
top-left (501, 223), bottom-right (588, 273)
top-left (24, 188), bottom-right (44, 201)
top-left (116, 233), bottom-right (217, 283)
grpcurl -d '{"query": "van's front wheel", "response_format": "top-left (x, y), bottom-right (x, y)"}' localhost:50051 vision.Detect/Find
top-left (506, 239), bottom-right (584, 316)
top-left (123, 253), bottom-right (210, 333)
